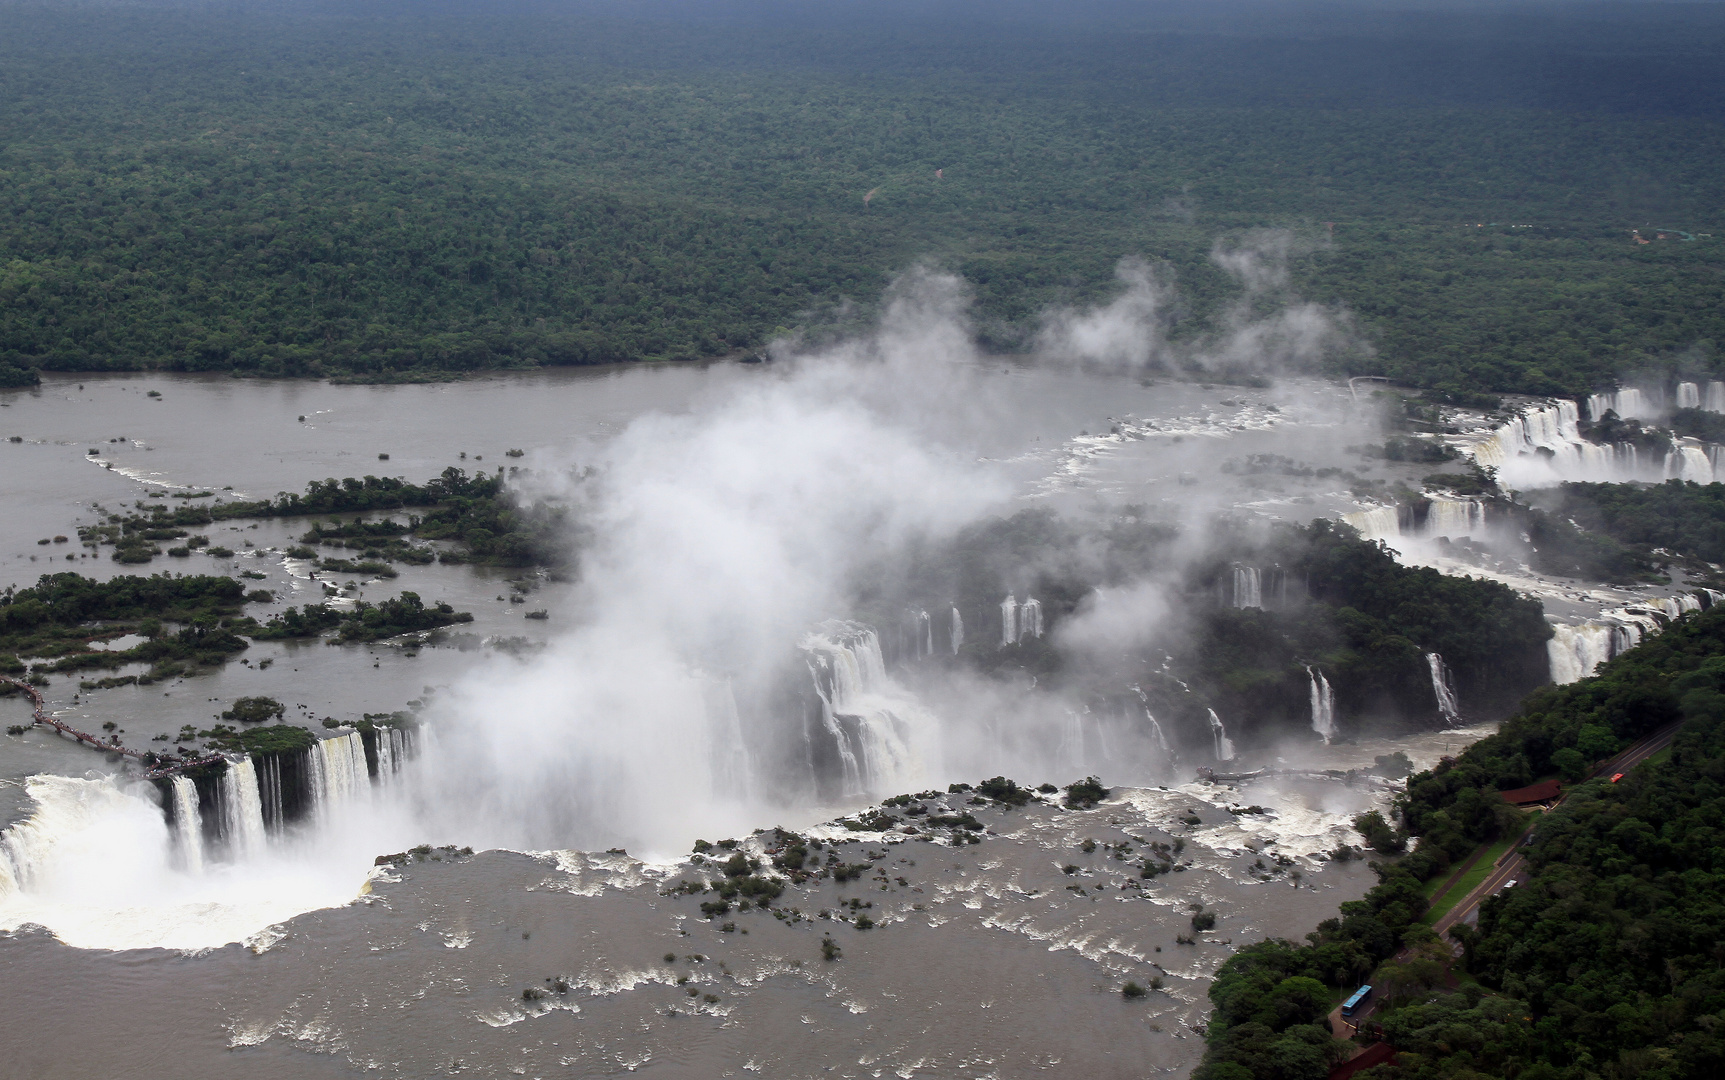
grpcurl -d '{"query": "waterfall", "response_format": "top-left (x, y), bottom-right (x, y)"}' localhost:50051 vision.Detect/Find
top-left (1206, 708), bottom-right (1236, 761)
top-left (1307, 667), bottom-right (1336, 745)
top-left (999, 595), bottom-right (1018, 647)
top-left (1548, 593), bottom-right (1714, 684)
top-left (1342, 506), bottom-right (1400, 541)
top-left (1425, 496), bottom-right (1486, 538)
top-left (1547, 622), bottom-right (1619, 684)
top-left (169, 776), bottom-right (204, 875)
top-left (950, 606), bottom-right (964, 655)
top-left (1586, 388), bottom-right (1655, 421)
top-left (306, 731), bottom-right (370, 819)
top-left (1130, 685), bottom-right (1172, 754)
top-left (1672, 442), bottom-right (1716, 482)
top-left (1020, 597), bottom-right (1044, 639)
top-left (922, 610), bottom-right (933, 658)
top-left (220, 757), bottom-right (268, 860)
top-left (1469, 399), bottom-right (1661, 489)
top-left (1231, 566), bottom-right (1262, 609)
top-left (1426, 653), bottom-right (1461, 723)
top-left (1678, 382), bottom-right (1701, 410)
top-left (1708, 382), bottom-right (1725, 413)
top-left (258, 754), bottom-right (285, 828)
top-left (701, 677), bottom-right (753, 793)
top-left (800, 621), bottom-right (926, 798)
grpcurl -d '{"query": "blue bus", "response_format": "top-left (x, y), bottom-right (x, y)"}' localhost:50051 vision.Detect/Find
top-left (1341, 985), bottom-right (1373, 1018)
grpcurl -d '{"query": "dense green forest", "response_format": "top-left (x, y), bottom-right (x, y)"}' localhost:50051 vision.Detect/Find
top-left (0, 1), bottom-right (1722, 393)
top-left (1196, 603), bottom-right (1725, 1080)
top-left (1525, 480), bottom-right (1725, 581)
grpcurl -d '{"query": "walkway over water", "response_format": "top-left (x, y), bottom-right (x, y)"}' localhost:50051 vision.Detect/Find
top-left (1, 675), bottom-right (226, 780)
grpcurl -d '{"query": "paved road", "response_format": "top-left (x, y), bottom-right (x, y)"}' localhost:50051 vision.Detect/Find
top-left (1432, 720), bottom-right (1681, 938)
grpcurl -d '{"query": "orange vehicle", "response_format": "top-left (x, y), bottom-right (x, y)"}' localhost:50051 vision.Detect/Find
top-left (1610, 773), bottom-right (1625, 783)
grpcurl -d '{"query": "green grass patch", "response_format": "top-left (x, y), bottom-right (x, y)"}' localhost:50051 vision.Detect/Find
top-left (1423, 834), bottom-right (1521, 923)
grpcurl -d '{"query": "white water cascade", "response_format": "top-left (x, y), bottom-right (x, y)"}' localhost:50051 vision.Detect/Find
top-left (1678, 382), bottom-right (1701, 410)
top-left (306, 731), bottom-right (370, 819)
top-left (1232, 565), bottom-right (1262, 609)
top-left (1342, 506), bottom-right (1401, 542)
top-left (1426, 496), bottom-right (1486, 538)
top-left (1020, 597), bottom-right (1044, 639)
top-left (922, 610), bottom-right (934, 657)
top-left (950, 606), bottom-right (964, 655)
top-left (169, 775), bottom-right (204, 875)
top-left (1426, 653), bottom-right (1461, 723)
top-left (1307, 667), bottom-right (1336, 745)
top-left (1586, 388), bottom-right (1656, 422)
top-left (1206, 708), bottom-right (1236, 762)
top-left (800, 621), bottom-right (928, 798)
top-left (1000, 595), bottom-right (1018, 647)
top-left (1708, 382), bottom-right (1725, 413)
top-left (219, 757), bottom-right (268, 861)
top-left (1547, 590), bottom-right (1722, 684)
top-left (1470, 400), bottom-right (1658, 488)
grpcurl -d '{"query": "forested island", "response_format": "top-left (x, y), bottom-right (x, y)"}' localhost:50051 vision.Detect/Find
top-left (0, 1), bottom-right (1721, 395)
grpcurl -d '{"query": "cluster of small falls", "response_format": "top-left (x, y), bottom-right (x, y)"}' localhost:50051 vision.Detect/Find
top-left (155, 726), bottom-right (416, 877)
top-left (1466, 390), bottom-right (1725, 490)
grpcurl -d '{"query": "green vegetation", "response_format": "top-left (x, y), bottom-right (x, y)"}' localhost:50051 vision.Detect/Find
top-left (1527, 480), bottom-right (1725, 583)
top-left (0, 572), bottom-right (255, 682)
top-left (1419, 832), bottom-right (1518, 926)
top-left (1196, 601), bottom-right (1725, 1080)
top-left (221, 696), bottom-right (284, 723)
top-left (0, 4), bottom-right (1720, 393)
top-left (77, 468), bottom-right (564, 567)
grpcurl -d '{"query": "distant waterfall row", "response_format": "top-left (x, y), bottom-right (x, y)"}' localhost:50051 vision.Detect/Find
top-left (1548, 590), bottom-right (1721, 684)
top-left (1589, 382), bottom-right (1725, 421)
top-left (164, 726), bottom-right (417, 871)
top-left (1468, 398), bottom-right (1721, 489)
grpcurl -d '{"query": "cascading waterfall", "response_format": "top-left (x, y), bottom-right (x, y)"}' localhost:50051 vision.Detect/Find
top-left (306, 731), bottom-right (370, 819)
top-left (800, 621), bottom-right (926, 798)
top-left (1342, 506), bottom-right (1400, 542)
top-left (1678, 382), bottom-right (1701, 410)
top-left (258, 754), bottom-right (285, 828)
top-left (1307, 667), bottom-right (1336, 745)
top-left (1206, 708), bottom-right (1236, 762)
top-left (1586, 388), bottom-right (1656, 421)
top-left (1548, 590), bottom-right (1722, 684)
top-left (169, 775), bottom-right (204, 875)
top-left (1129, 685), bottom-right (1172, 754)
top-left (950, 606), bottom-right (964, 655)
top-left (220, 756), bottom-right (268, 861)
top-left (1708, 382), bottom-right (1725, 413)
top-left (1231, 565), bottom-right (1262, 609)
top-left (1426, 653), bottom-right (1461, 723)
top-left (1425, 496), bottom-right (1486, 538)
top-left (999, 595), bottom-right (1018, 647)
top-left (1019, 597), bottom-right (1043, 639)
top-left (1468, 399), bottom-right (1678, 488)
